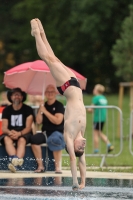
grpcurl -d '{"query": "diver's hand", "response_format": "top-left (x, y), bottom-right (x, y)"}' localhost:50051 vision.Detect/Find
top-left (72, 184), bottom-right (79, 191)
top-left (79, 183), bottom-right (85, 189)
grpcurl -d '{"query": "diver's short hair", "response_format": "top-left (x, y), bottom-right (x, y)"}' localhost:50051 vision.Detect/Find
top-left (75, 151), bottom-right (84, 157)
top-left (65, 145), bottom-right (84, 157)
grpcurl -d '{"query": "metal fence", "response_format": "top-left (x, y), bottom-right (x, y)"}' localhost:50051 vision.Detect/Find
top-left (32, 105), bottom-right (123, 168)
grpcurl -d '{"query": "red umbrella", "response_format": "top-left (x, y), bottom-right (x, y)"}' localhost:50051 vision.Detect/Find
top-left (3, 60), bottom-right (87, 96)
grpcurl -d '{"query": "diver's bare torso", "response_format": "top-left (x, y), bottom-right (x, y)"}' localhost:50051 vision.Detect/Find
top-left (63, 86), bottom-right (86, 140)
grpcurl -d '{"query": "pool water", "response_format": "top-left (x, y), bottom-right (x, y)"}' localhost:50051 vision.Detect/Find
top-left (0, 177), bottom-right (132, 200)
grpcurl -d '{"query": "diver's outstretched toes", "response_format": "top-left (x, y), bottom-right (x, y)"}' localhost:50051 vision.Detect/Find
top-left (35, 18), bottom-right (44, 34)
top-left (30, 19), bottom-right (40, 37)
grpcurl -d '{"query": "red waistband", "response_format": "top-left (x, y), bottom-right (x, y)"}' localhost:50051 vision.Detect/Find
top-left (61, 80), bottom-right (71, 92)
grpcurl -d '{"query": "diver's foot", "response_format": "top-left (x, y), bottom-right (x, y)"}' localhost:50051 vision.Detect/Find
top-left (30, 19), bottom-right (40, 36)
top-left (35, 18), bottom-right (44, 34)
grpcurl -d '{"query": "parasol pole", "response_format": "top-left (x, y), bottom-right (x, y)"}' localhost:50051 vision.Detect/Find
top-left (42, 82), bottom-right (45, 100)
top-left (40, 74), bottom-right (46, 114)
top-left (42, 72), bottom-right (46, 100)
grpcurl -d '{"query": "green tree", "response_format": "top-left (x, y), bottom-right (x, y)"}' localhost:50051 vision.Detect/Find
top-left (1, 0), bottom-right (133, 92)
top-left (111, 4), bottom-right (133, 81)
top-left (10, 0), bottom-right (133, 92)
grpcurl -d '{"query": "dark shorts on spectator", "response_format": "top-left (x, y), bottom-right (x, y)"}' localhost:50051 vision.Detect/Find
top-left (93, 122), bottom-right (105, 131)
top-left (0, 132), bottom-right (32, 146)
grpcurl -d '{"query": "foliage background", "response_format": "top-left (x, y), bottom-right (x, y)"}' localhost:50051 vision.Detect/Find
top-left (1, 0), bottom-right (133, 93)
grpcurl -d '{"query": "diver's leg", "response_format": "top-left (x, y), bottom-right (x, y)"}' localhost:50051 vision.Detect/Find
top-left (30, 19), bottom-right (72, 85)
top-left (36, 18), bottom-right (76, 78)
top-left (36, 18), bottom-right (55, 57)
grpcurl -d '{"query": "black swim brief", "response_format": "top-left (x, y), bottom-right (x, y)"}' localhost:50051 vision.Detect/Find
top-left (57, 77), bottom-right (80, 95)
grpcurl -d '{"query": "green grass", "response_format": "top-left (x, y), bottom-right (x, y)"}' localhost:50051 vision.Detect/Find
top-left (62, 94), bottom-right (133, 168)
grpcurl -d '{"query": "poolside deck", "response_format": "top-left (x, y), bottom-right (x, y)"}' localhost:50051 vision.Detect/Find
top-left (0, 169), bottom-right (133, 180)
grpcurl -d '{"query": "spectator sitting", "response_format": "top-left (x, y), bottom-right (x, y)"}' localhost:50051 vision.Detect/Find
top-left (30, 84), bottom-right (65, 173)
top-left (0, 88), bottom-right (34, 173)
